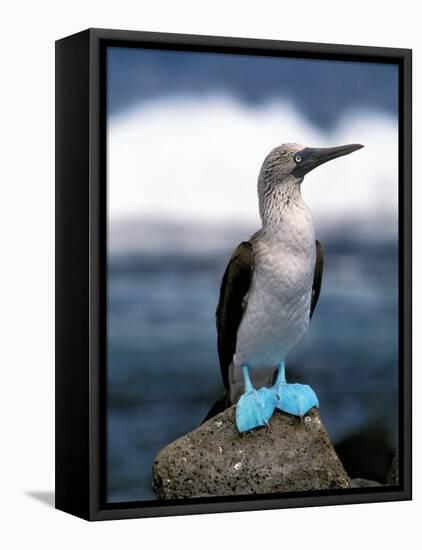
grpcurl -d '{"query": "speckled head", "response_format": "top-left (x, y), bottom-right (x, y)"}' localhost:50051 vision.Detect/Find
top-left (259, 143), bottom-right (306, 185)
top-left (259, 142), bottom-right (364, 187)
top-left (257, 142), bottom-right (363, 224)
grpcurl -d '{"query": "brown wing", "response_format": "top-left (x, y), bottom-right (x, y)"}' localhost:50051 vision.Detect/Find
top-left (216, 241), bottom-right (254, 389)
top-left (310, 240), bottom-right (324, 319)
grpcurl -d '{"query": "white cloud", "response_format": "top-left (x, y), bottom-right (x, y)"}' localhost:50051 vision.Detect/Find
top-left (108, 95), bottom-right (398, 234)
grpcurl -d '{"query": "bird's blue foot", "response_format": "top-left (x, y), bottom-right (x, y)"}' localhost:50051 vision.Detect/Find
top-left (271, 362), bottom-right (319, 417)
top-left (236, 365), bottom-right (277, 433)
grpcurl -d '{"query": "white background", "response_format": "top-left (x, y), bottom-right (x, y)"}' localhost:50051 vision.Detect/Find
top-left (0, 1), bottom-right (419, 548)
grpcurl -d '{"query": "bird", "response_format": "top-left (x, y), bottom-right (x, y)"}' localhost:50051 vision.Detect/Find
top-left (204, 142), bottom-right (364, 433)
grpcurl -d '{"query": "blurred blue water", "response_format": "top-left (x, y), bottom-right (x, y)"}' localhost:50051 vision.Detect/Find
top-left (107, 232), bottom-right (398, 502)
top-left (108, 47), bottom-right (398, 129)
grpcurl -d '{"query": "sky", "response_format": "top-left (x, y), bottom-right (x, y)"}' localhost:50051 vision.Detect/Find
top-left (106, 47), bottom-right (398, 252)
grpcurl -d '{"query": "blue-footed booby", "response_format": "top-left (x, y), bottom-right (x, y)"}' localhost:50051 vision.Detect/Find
top-left (205, 142), bottom-right (363, 433)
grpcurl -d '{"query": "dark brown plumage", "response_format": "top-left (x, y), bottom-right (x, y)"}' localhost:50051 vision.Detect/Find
top-left (310, 240), bottom-right (324, 319)
top-left (216, 241), bottom-right (255, 390)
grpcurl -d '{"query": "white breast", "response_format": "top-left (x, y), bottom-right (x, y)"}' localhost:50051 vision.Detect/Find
top-left (229, 202), bottom-right (316, 400)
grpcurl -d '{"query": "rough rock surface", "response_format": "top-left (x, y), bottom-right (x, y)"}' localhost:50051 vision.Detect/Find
top-left (152, 406), bottom-right (350, 499)
top-left (349, 478), bottom-right (383, 488)
top-left (386, 450), bottom-right (399, 485)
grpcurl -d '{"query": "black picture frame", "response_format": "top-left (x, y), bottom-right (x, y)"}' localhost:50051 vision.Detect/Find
top-left (55, 27), bottom-right (412, 521)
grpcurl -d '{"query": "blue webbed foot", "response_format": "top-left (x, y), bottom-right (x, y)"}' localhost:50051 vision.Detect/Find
top-left (235, 365), bottom-right (277, 433)
top-left (272, 362), bottom-right (319, 417)
top-left (277, 383), bottom-right (319, 417)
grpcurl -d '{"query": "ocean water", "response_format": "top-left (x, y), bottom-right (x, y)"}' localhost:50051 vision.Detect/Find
top-left (107, 231), bottom-right (398, 502)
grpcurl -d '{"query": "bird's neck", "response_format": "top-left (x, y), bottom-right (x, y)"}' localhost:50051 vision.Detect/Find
top-left (259, 177), bottom-right (311, 234)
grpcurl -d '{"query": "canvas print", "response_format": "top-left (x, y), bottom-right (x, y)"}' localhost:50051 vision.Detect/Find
top-left (106, 47), bottom-right (399, 503)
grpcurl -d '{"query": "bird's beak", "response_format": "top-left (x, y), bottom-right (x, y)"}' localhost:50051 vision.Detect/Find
top-left (293, 143), bottom-right (364, 178)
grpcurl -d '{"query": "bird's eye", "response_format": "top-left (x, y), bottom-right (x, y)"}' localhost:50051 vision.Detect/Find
top-left (294, 155), bottom-right (302, 163)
